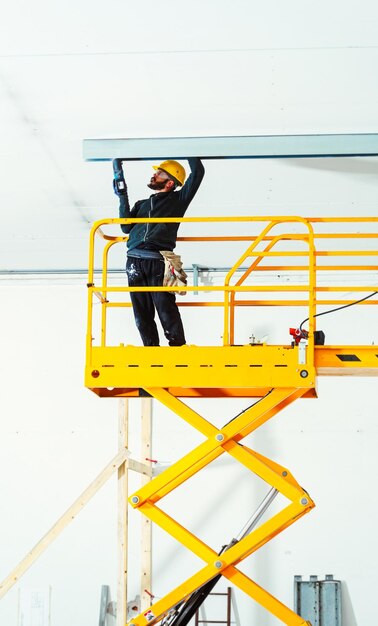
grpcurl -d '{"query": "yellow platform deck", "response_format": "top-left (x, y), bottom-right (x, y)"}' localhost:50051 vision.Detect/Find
top-left (85, 344), bottom-right (378, 397)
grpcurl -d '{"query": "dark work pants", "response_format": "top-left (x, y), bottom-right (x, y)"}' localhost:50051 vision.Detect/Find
top-left (126, 256), bottom-right (186, 346)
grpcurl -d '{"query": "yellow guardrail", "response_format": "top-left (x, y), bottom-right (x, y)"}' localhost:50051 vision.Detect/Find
top-left (86, 216), bottom-right (378, 362)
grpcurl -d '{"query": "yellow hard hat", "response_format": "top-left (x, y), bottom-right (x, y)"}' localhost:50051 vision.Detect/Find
top-left (153, 160), bottom-right (186, 186)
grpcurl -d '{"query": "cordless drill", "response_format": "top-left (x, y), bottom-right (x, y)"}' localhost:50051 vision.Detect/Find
top-left (112, 158), bottom-right (127, 195)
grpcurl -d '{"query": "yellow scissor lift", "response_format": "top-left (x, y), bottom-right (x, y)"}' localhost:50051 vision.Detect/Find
top-left (85, 215), bottom-right (378, 626)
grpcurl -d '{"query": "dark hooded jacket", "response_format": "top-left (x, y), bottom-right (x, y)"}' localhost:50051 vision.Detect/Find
top-left (115, 158), bottom-right (204, 252)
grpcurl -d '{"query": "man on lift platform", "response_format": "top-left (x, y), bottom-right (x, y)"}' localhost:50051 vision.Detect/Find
top-left (113, 157), bottom-right (205, 346)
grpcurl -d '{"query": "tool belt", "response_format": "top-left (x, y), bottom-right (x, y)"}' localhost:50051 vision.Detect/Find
top-left (160, 251), bottom-right (187, 296)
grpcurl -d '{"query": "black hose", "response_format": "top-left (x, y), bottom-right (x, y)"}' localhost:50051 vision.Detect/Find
top-left (299, 291), bottom-right (378, 331)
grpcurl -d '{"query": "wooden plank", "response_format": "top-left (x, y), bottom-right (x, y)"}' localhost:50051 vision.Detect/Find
top-left (117, 399), bottom-right (129, 626)
top-left (0, 448), bottom-right (129, 599)
top-left (128, 458), bottom-right (153, 477)
top-left (141, 398), bottom-right (153, 610)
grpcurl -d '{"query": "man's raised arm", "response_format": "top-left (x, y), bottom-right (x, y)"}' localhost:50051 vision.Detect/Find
top-left (177, 157), bottom-right (205, 205)
top-left (112, 159), bottom-right (135, 234)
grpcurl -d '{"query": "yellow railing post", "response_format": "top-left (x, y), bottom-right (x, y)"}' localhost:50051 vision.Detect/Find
top-left (101, 240), bottom-right (116, 347)
top-left (222, 221), bottom-right (276, 346)
top-left (306, 220), bottom-right (316, 371)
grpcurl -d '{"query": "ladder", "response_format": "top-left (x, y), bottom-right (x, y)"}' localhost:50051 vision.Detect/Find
top-left (195, 588), bottom-right (232, 626)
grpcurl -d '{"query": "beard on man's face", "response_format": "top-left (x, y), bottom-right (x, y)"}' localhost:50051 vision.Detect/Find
top-left (147, 179), bottom-right (167, 190)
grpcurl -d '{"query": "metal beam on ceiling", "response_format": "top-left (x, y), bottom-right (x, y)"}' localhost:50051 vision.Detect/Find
top-left (83, 133), bottom-right (378, 161)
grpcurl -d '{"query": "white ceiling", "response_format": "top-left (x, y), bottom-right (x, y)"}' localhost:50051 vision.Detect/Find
top-left (0, 0), bottom-right (378, 271)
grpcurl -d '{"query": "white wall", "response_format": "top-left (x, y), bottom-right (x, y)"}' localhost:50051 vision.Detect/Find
top-left (0, 277), bottom-right (377, 626)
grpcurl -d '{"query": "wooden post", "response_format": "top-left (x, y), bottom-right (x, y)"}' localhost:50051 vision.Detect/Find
top-left (117, 399), bottom-right (129, 626)
top-left (141, 398), bottom-right (153, 610)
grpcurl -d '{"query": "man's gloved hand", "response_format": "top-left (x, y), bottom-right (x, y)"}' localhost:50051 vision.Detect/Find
top-left (112, 159), bottom-right (127, 195)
